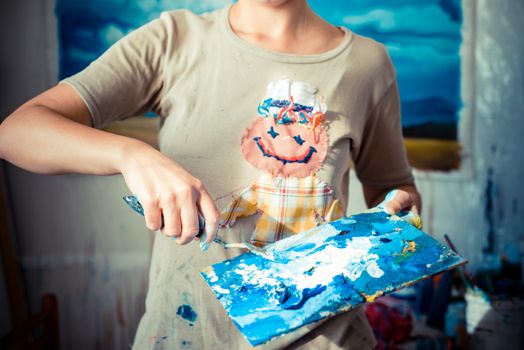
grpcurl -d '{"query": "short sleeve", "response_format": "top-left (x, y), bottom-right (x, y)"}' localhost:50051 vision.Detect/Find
top-left (60, 15), bottom-right (168, 129)
top-left (353, 81), bottom-right (414, 188)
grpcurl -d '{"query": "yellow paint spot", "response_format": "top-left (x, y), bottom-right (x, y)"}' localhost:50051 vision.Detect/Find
top-left (412, 216), bottom-right (423, 229)
top-left (202, 266), bottom-right (214, 274)
top-left (402, 241), bottom-right (417, 254)
top-left (361, 291), bottom-right (384, 303)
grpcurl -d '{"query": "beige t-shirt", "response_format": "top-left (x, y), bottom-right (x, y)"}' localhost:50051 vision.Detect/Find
top-left (62, 5), bottom-right (413, 350)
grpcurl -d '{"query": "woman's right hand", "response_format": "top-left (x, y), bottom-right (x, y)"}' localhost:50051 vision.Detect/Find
top-left (0, 84), bottom-right (218, 245)
top-left (119, 141), bottom-right (219, 245)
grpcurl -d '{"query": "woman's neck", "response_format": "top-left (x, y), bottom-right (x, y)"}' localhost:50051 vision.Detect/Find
top-left (229, 0), bottom-right (344, 55)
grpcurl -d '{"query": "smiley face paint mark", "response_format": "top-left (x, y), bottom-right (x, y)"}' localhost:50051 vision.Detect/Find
top-left (240, 80), bottom-right (329, 178)
top-left (293, 135), bottom-right (305, 145)
top-left (253, 137), bottom-right (317, 164)
top-left (267, 126), bottom-right (279, 139)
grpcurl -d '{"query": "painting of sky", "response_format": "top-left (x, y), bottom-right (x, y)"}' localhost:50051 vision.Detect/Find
top-left (57, 0), bottom-right (461, 139)
top-left (309, 0), bottom-right (462, 139)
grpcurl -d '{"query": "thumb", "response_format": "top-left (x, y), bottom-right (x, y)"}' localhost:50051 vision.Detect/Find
top-left (379, 189), bottom-right (415, 215)
top-left (197, 189), bottom-right (219, 247)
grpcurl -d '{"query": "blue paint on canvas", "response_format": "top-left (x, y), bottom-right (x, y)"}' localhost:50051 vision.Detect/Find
top-left (56, 0), bottom-right (233, 79)
top-left (201, 211), bottom-right (466, 346)
top-left (57, 0), bottom-right (461, 135)
top-left (309, 0), bottom-right (462, 132)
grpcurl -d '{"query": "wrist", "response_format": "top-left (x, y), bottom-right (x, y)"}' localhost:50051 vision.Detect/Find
top-left (115, 137), bottom-right (158, 174)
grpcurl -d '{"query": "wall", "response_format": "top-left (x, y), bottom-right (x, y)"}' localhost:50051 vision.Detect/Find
top-left (0, 1), bottom-right (153, 347)
top-left (0, 253), bottom-right (10, 337)
top-left (0, 0), bottom-right (57, 337)
top-left (349, 0), bottom-right (524, 270)
top-left (415, 0), bottom-right (524, 267)
top-left (1, 0), bottom-right (523, 348)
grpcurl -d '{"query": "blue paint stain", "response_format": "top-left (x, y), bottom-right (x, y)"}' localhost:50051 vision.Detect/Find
top-left (484, 167), bottom-right (496, 254)
top-left (176, 305), bottom-right (197, 323)
top-left (155, 335), bottom-right (169, 345)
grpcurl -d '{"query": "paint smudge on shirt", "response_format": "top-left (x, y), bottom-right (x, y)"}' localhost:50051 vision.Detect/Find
top-left (176, 304), bottom-right (197, 325)
top-left (149, 335), bottom-right (169, 348)
top-left (201, 210), bottom-right (466, 346)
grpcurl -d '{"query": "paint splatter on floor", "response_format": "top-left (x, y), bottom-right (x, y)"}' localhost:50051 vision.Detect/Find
top-left (201, 211), bottom-right (466, 346)
top-left (176, 304), bottom-right (197, 325)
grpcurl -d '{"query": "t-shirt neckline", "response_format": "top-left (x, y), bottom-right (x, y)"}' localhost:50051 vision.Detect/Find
top-left (219, 4), bottom-right (353, 64)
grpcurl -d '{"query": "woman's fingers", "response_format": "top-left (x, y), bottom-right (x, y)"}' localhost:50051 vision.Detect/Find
top-left (161, 196), bottom-right (182, 238)
top-left (153, 185), bottom-right (217, 246)
top-left (121, 152), bottom-right (218, 246)
top-left (197, 189), bottom-right (220, 244)
top-left (177, 204), bottom-right (200, 245)
top-left (383, 189), bottom-right (418, 215)
top-left (409, 198), bottom-right (420, 215)
top-left (141, 197), bottom-right (163, 231)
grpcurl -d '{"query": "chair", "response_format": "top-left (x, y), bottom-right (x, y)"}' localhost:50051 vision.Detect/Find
top-left (0, 294), bottom-right (59, 350)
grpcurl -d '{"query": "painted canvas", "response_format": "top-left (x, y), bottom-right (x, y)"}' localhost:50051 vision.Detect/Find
top-left (201, 211), bottom-right (466, 346)
top-left (57, 0), bottom-right (463, 169)
top-left (308, 0), bottom-right (463, 170)
top-left (56, 0), bottom-right (233, 79)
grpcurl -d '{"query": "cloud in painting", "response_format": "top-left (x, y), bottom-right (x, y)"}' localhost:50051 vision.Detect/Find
top-left (332, 2), bottom-right (462, 126)
top-left (57, 0), bottom-right (232, 78)
top-left (99, 24), bottom-right (128, 47)
top-left (342, 4), bottom-right (460, 37)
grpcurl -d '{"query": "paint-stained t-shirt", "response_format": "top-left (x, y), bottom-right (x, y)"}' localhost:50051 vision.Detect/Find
top-left (61, 4), bottom-right (413, 350)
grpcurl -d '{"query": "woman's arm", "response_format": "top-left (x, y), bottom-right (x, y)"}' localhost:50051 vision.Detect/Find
top-left (1, 84), bottom-right (135, 175)
top-left (0, 84), bottom-right (219, 244)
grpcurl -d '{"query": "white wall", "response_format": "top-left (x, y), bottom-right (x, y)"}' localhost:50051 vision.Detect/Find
top-left (0, 1), bottom-right (153, 347)
top-left (349, 0), bottom-right (524, 270)
top-left (1, 0), bottom-right (523, 348)
top-left (417, 0), bottom-right (524, 267)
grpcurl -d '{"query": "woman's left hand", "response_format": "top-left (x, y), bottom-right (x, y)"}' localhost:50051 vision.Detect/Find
top-left (374, 187), bottom-right (422, 228)
top-left (364, 185), bottom-right (422, 228)
top-left (379, 187), bottom-right (421, 216)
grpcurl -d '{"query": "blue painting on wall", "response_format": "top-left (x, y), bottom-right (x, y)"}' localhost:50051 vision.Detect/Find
top-left (57, 0), bottom-right (462, 140)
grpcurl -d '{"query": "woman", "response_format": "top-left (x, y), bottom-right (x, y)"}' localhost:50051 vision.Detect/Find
top-left (0, 0), bottom-right (421, 348)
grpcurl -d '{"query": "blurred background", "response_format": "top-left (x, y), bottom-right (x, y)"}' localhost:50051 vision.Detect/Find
top-left (0, 0), bottom-right (523, 349)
